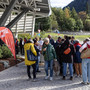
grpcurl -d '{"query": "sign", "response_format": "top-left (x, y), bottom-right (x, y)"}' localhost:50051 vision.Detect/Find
top-left (0, 27), bottom-right (16, 60)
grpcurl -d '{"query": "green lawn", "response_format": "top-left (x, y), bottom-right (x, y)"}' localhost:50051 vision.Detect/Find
top-left (43, 33), bottom-right (90, 42)
top-left (18, 32), bottom-right (90, 43)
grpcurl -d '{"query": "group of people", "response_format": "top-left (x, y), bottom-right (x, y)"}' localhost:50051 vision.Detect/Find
top-left (23, 35), bottom-right (90, 84)
top-left (15, 38), bottom-right (28, 55)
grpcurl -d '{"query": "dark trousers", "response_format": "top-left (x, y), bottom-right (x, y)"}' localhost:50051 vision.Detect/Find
top-left (15, 46), bottom-right (18, 54)
top-left (27, 64), bottom-right (36, 79)
top-left (57, 58), bottom-right (63, 75)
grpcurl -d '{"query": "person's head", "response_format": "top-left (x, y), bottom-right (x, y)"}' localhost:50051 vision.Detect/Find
top-left (33, 39), bottom-right (38, 45)
top-left (75, 39), bottom-right (79, 44)
top-left (48, 35), bottom-right (51, 39)
top-left (35, 37), bottom-right (39, 41)
top-left (58, 36), bottom-right (62, 42)
top-left (83, 38), bottom-right (90, 44)
top-left (44, 38), bottom-right (49, 45)
top-left (71, 36), bottom-right (75, 40)
top-left (64, 35), bottom-right (68, 40)
top-left (68, 36), bottom-right (71, 41)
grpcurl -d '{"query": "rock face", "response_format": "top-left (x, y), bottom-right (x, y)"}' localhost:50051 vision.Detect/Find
top-left (64, 0), bottom-right (88, 12)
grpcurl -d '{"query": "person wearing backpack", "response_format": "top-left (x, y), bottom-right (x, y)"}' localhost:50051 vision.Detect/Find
top-left (24, 40), bottom-right (37, 82)
top-left (79, 39), bottom-right (90, 85)
top-left (60, 36), bottom-right (75, 80)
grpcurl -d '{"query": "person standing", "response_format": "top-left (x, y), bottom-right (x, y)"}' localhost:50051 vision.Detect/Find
top-left (15, 38), bottom-right (19, 54)
top-left (74, 40), bottom-right (82, 77)
top-left (60, 36), bottom-right (75, 80)
top-left (48, 35), bottom-right (55, 47)
top-left (55, 37), bottom-right (63, 76)
top-left (79, 39), bottom-right (90, 85)
top-left (19, 38), bottom-right (23, 55)
top-left (24, 40), bottom-right (37, 81)
top-left (42, 38), bottom-right (57, 81)
top-left (33, 39), bottom-right (41, 72)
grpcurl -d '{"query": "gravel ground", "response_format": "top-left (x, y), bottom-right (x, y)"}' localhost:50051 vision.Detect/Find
top-left (0, 61), bottom-right (90, 90)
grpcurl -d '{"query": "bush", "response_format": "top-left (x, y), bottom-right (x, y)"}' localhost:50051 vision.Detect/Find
top-left (0, 46), bottom-right (3, 58)
top-left (0, 45), bottom-right (12, 59)
top-left (40, 31), bottom-right (45, 38)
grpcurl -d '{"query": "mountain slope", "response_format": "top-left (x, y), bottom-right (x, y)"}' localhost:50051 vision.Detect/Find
top-left (64, 0), bottom-right (88, 12)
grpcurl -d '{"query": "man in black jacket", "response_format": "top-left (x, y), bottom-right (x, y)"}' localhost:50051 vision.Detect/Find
top-left (60, 36), bottom-right (75, 80)
top-left (55, 37), bottom-right (63, 76)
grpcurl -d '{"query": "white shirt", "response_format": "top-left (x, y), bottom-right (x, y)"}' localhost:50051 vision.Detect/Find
top-left (79, 41), bottom-right (90, 52)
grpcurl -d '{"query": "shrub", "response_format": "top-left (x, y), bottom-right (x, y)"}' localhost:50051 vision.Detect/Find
top-left (40, 31), bottom-right (45, 38)
top-left (0, 46), bottom-right (3, 58)
top-left (1, 45), bottom-right (12, 58)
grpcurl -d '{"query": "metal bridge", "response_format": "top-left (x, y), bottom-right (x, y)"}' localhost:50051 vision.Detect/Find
top-left (0, 0), bottom-right (51, 37)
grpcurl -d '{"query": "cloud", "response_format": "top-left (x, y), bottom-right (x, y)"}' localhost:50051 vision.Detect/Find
top-left (50, 0), bottom-right (74, 8)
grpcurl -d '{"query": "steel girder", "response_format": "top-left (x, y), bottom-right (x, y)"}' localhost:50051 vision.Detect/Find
top-left (0, 0), bottom-right (51, 16)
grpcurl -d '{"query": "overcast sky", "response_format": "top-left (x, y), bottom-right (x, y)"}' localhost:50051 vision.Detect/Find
top-left (50, 0), bottom-right (74, 8)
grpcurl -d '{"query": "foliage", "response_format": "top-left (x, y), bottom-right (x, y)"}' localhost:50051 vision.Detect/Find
top-left (85, 19), bottom-right (90, 31)
top-left (34, 4), bottom-right (89, 31)
top-left (0, 46), bottom-right (3, 58)
top-left (40, 31), bottom-right (45, 38)
top-left (0, 45), bottom-right (12, 59)
top-left (35, 17), bottom-right (51, 31)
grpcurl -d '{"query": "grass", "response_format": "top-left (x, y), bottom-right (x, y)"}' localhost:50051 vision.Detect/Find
top-left (18, 32), bottom-right (90, 43)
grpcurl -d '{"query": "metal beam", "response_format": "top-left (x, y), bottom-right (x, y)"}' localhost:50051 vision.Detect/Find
top-left (0, 0), bottom-right (18, 26)
top-left (6, 9), bottom-right (29, 29)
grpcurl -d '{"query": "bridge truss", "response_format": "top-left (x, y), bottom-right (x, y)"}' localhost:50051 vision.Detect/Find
top-left (0, 0), bottom-right (51, 36)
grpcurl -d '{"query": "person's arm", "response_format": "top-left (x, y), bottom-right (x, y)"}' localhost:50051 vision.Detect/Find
top-left (31, 45), bottom-right (37, 56)
top-left (79, 43), bottom-right (87, 53)
top-left (52, 46), bottom-right (57, 59)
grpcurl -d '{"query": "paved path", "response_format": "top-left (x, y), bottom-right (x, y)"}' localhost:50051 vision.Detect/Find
top-left (0, 62), bottom-right (90, 90)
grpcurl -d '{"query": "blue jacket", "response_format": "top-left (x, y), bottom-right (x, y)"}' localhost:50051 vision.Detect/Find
top-left (74, 45), bottom-right (82, 63)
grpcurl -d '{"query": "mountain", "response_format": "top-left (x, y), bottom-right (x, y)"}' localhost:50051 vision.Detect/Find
top-left (64, 0), bottom-right (88, 12)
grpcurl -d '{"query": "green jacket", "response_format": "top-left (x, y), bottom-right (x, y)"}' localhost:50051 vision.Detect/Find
top-left (42, 43), bottom-right (57, 61)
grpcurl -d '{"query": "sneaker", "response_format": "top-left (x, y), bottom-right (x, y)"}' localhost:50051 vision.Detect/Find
top-left (32, 79), bottom-right (37, 82)
top-left (45, 76), bottom-right (49, 80)
top-left (70, 76), bottom-right (73, 80)
top-left (62, 76), bottom-right (66, 80)
top-left (50, 77), bottom-right (53, 81)
top-left (81, 82), bottom-right (87, 85)
top-left (75, 75), bottom-right (79, 78)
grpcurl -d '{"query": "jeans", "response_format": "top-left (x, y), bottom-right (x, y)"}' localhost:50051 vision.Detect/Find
top-left (45, 60), bottom-right (53, 77)
top-left (82, 59), bottom-right (90, 83)
top-left (63, 63), bottom-right (73, 77)
top-left (36, 56), bottom-right (40, 71)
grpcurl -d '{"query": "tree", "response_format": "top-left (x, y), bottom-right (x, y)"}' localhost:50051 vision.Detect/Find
top-left (35, 17), bottom-right (51, 31)
top-left (65, 18), bottom-right (76, 31)
top-left (85, 19), bottom-right (90, 31)
top-left (64, 8), bottom-right (70, 18)
top-left (50, 12), bottom-right (58, 30)
top-left (71, 7), bottom-right (78, 20)
top-left (76, 19), bottom-right (84, 31)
